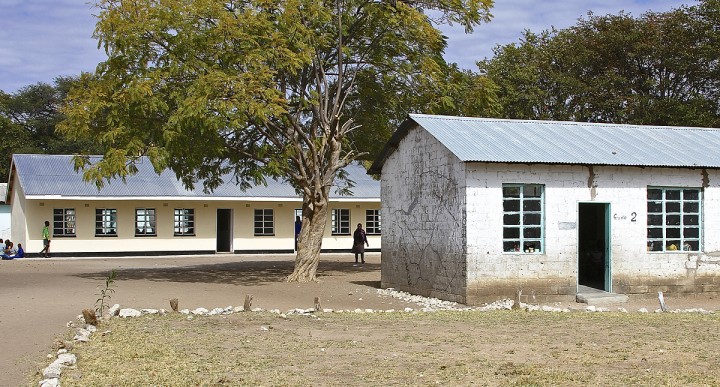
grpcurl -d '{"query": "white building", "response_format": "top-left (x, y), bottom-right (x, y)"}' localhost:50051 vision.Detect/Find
top-left (370, 114), bottom-right (720, 304)
top-left (0, 183), bottom-right (10, 239)
top-left (7, 154), bottom-right (380, 257)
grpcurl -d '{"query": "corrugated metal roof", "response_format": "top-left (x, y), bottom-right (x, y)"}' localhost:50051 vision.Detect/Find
top-left (11, 154), bottom-right (378, 199)
top-left (411, 114), bottom-right (720, 167)
top-left (369, 114), bottom-right (720, 174)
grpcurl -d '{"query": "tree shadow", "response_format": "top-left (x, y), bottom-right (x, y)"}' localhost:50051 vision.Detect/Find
top-left (74, 260), bottom-right (380, 287)
top-left (350, 280), bottom-right (381, 289)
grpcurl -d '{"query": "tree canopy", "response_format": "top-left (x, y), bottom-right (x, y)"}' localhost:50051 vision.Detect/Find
top-left (479, 0), bottom-right (720, 127)
top-left (59, 0), bottom-right (495, 281)
top-left (0, 77), bottom-right (105, 182)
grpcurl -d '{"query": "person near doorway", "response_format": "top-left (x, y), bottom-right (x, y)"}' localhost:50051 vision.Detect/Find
top-left (294, 216), bottom-right (302, 251)
top-left (352, 223), bottom-right (369, 264)
top-left (40, 220), bottom-right (51, 258)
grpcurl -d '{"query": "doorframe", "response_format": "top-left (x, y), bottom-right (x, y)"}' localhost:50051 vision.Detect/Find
top-left (577, 201), bottom-right (612, 292)
top-left (216, 208), bottom-right (233, 253)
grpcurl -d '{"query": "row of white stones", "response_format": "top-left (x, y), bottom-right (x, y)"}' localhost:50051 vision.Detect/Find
top-left (39, 290), bottom-right (714, 386)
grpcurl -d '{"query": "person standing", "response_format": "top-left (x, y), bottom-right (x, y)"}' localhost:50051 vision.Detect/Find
top-left (352, 223), bottom-right (369, 264)
top-left (40, 220), bottom-right (51, 258)
top-left (294, 216), bottom-right (302, 251)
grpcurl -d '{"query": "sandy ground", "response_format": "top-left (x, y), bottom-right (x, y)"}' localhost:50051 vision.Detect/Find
top-left (1, 253), bottom-right (413, 386)
top-left (1, 252), bottom-right (718, 386)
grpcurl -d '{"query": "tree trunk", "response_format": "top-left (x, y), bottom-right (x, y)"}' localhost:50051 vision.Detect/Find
top-left (287, 193), bottom-right (329, 282)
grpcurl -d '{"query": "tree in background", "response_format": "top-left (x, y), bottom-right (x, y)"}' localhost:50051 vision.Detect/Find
top-left (480, 1), bottom-right (720, 127)
top-left (0, 77), bottom-right (104, 182)
top-left (59, 0), bottom-right (494, 281)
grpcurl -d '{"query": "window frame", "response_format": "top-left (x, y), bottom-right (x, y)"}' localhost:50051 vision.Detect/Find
top-left (174, 208), bottom-right (196, 236)
top-left (95, 208), bottom-right (118, 237)
top-left (53, 208), bottom-right (76, 237)
top-left (502, 184), bottom-right (544, 254)
top-left (365, 209), bottom-right (382, 235)
top-left (331, 208), bottom-right (351, 235)
top-left (254, 208), bottom-right (275, 236)
top-left (135, 208), bottom-right (157, 237)
top-left (646, 187), bottom-right (702, 253)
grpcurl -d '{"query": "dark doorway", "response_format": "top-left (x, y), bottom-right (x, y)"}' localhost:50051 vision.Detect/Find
top-left (578, 203), bottom-right (610, 291)
top-left (216, 209), bottom-right (233, 252)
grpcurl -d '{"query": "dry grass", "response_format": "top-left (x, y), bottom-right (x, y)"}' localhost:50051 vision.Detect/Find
top-left (51, 310), bottom-right (720, 386)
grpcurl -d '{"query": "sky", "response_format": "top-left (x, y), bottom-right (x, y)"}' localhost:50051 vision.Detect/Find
top-left (0, 0), bottom-right (693, 94)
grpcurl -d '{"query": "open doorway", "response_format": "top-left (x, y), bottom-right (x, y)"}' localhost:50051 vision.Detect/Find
top-left (578, 203), bottom-right (610, 291)
top-left (216, 209), bottom-right (233, 253)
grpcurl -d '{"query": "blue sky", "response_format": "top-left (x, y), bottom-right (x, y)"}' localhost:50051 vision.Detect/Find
top-left (0, 0), bottom-right (692, 93)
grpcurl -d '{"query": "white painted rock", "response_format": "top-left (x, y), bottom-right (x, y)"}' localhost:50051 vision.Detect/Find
top-left (404, 307), bottom-right (413, 312)
top-left (42, 363), bottom-right (62, 379)
top-left (107, 304), bottom-right (121, 317)
top-left (180, 309), bottom-right (190, 314)
top-left (119, 308), bottom-right (142, 318)
top-left (233, 306), bottom-right (244, 313)
top-left (56, 353), bottom-right (77, 366)
top-left (85, 325), bottom-right (97, 333)
top-left (208, 308), bottom-right (224, 315)
top-left (191, 308), bottom-right (209, 315)
top-left (141, 309), bottom-right (160, 315)
top-left (638, 308), bottom-right (649, 313)
top-left (39, 378), bottom-right (59, 387)
top-left (251, 308), bottom-right (264, 312)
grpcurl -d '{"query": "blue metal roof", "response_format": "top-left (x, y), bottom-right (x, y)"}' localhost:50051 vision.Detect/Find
top-left (369, 114), bottom-right (720, 173)
top-left (11, 154), bottom-right (378, 200)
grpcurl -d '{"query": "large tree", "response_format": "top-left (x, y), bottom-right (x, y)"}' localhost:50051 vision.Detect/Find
top-left (480, 2), bottom-right (720, 127)
top-left (0, 77), bottom-right (104, 182)
top-left (59, 0), bottom-right (494, 281)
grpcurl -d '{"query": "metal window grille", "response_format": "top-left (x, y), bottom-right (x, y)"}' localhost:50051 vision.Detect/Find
top-left (254, 209), bottom-right (274, 236)
top-left (502, 184), bottom-right (544, 253)
top-left (174, 208), bottom-right (195, 236)
top-left (647, 187), bottom-right (702, 252)
top-left (331, 209), bottom-right (350, 235)
top-left (53, 208), bottom-right (76, 236)
top-left (95, 208), bottom-right (117, 236)
top-left (135, 208), bottom-right (157, 236)
top-left (365, 209), bottom-right (381, 235)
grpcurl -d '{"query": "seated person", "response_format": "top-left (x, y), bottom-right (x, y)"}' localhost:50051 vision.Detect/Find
top-left (12, 243), bottom-right (24, 259)
top-left (1, 242), bottom-right (12, 260)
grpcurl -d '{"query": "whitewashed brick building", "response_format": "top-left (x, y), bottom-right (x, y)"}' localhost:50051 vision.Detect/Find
top-left (369, 114), bottom-right (720, 304)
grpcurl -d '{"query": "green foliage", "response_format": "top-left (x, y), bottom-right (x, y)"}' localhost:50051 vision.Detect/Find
top-left (59, 0), bottom-right (495, 192)
top-left (480, 1), bottom-right (720, 127)
top-left (57, 0), bottom-right (495, 279)
top-left (95, 269), bottom-right (118, 316)
top-left (0, 77), bottom-right (106, 182)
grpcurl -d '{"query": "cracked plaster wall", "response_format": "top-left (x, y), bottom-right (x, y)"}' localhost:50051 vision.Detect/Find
top-left (465, 163), bottom-right (720, 302)
top-left (380, 125), bottom-right (467, 302)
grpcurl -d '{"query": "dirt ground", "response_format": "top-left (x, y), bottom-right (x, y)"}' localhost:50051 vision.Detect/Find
top-left (1, 253), bottom-right (718, 386)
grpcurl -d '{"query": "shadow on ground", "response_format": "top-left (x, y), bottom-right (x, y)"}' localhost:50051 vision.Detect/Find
top-left (74, 260), bottom-right (381, 286)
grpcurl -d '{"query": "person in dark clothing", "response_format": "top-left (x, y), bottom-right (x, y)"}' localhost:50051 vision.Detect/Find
top-left (294, 216), bottom-right (302, 251)
top-left (352, 223), bottom-right (369, 264)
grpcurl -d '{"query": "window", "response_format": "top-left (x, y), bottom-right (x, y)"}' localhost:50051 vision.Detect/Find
top-left (53, 208), bottom-right (76, 237)
top-left (254, 209), bottom-right (274, 236)
top-left (174, 208), bottom-right (195, 236)
top-left (331, 209), bottom-right (350, 235)
top-left (366, 209), bottom-right (381, 235)
top-left (503, 184), bottom-right (544, 253)
top-left (95, 208), bottom-right (117, 236)
top-left (647, 188), bottom-right (701, 252)
top-left (135, 208), bottom-right (157, 236)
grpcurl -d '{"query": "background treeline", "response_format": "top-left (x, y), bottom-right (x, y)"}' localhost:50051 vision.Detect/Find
top-left (2, 0), bottom-right (720, 183)
top-left (480, 0), bottom-right (720, 126)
